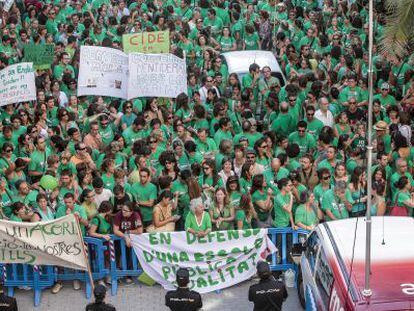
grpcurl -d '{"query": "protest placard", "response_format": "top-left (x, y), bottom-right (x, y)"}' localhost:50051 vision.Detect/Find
top-left (77, 46), bottom-right (129, 99)
top-left (123, 31), bottom-right (170, 54)
top-left (0, 214), bottom-right (88, 271)
top-left (23, 44), bottom-right (55, 70)
top-left (128, 53), bottom-right (187, 98)
top-left (78, 47), bottom-right (187, 99)
top-left (0, 62), bottom-right (36, 106)
top-left (131, 229), bottom-right (277, 293)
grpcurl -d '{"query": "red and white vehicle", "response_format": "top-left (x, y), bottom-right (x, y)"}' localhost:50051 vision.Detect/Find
top-left (296, 217), bottom-right (414, 310)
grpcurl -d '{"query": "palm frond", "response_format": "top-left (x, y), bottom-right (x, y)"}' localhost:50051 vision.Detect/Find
top-left (379, 0), bottom-right (414, 59)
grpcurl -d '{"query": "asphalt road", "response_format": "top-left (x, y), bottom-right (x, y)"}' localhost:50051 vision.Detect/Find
top-left (12, 278), bottom-right (302, 310)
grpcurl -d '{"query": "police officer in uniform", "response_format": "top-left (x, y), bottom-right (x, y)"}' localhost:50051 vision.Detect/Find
top-left (85, 285), bottom-right (116, 311)
top-left (248, 261), bottom-right (288, 311)
top-left (165, 268), bottom-right (202, 311)
top-left (0, 287), bottom-right (17, 311)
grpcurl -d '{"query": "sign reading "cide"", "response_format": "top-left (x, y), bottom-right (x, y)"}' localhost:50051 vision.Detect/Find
top-left (123, 31), bottom-right (170, 54)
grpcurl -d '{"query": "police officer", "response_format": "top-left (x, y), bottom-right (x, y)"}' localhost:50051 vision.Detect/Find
top-left (0, 287), bottom-right (17, 311)
top-left (165, 268), bottom-right (202, 311)
top-left (85, 285), bottom-right (116, 311)
top-left (248, 261), bottom-right (288, 311)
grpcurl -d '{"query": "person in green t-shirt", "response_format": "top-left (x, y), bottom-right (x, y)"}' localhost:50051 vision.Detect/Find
top-left (393, 176), bottom-right (414, 217)
top-left (321, 181), bottom-right (353, 221)
top-left (9, 202), bottom-right (29, 222)
top-left (295, 191), bottom-right (322, 231)
top-left (55, 193), bottom-right (89, 236)
top-left (273, 178), bottom-right (295, 228)
top-left (88, 200), bottom-right (113, 240)
top-left (185, 198), bottom-right (212, 237)
top-left (130, 167), bottom-right (157, 227)
top-left (251, 174), bottom-right (274, 228)
top-left (235, 194), bottom-right (258, 230)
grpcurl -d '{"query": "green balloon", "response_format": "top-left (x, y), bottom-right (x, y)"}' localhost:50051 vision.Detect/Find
top-left (40, 175), bottom-right (58, 190)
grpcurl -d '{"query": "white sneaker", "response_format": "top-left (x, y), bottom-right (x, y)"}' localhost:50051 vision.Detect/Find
top-left (98, 280), bottom-right (106, 287)
top-left (73, 280), bottom-right (81, 290)
top-left (51, 282), bottom-right (63, 294)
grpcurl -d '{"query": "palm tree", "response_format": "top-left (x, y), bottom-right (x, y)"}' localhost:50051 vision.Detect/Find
top-left (379, 0), bottom-right (414, 59)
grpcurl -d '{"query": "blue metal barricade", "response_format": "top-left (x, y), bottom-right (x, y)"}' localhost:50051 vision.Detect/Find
top-left (108, 235), bottom-right (143, 296)
top-left (2, 264), bottom-right (55, 306)
top-left (57, 237), bottom-right (109, 299)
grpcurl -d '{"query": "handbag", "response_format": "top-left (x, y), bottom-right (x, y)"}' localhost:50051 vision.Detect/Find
top-left (389, 193), bottom-right (409, 216)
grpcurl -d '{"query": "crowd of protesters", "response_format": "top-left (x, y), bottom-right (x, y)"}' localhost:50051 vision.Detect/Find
top-left (1, 0), bottom-right (414, 292)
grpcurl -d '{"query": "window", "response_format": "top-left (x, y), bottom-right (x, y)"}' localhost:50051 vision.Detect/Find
top-left (305, 232), bottom-right (320, 273)
top-left (315, 247), bottom-right (334, 306)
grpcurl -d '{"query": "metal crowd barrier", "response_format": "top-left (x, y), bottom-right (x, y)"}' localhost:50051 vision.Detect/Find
top-left (0, 229), bottom-right (309, 306)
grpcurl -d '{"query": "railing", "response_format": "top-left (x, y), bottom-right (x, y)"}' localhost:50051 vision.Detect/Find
top-left (0, 229), bottom-right (309, 306)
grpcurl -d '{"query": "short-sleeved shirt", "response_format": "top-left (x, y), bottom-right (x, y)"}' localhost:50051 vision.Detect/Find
top-left (236, 209), bottom-right (252, 229)
top-left (274, 193), bottom-right (292, 228)
top-left (90, 214), bottom-right (112, 234)
top-left (295, 204), bottom-right (318, 227)
top-left (55, 204), bottom-right (88, 235)
top-left (113, 211), bottom-right (142, 233)
top-left (131, 182), bottom-right (157, 222)
top-left (185, 211), bottom-right (212, 233)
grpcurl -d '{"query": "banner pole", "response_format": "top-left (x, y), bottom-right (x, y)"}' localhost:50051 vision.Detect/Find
top-left (75, 216), bottom-right (94, 293)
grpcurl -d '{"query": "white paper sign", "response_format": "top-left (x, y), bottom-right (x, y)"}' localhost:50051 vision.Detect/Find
top-left (128, 53), bottom-right (187, 98)
top-left (78, 46), bottom-right (187, 99)
top-left (0, 62), bottom-right (36, 106)
top-left (131, 229), bottom-right (277, 293)
top-left (0, 214), bottom-right (88, 270)
top-left (77, 46), bottom-right (129, 99)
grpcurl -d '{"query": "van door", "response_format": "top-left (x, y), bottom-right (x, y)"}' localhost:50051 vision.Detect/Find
top-left (314, 246), bottom-right (334, 309)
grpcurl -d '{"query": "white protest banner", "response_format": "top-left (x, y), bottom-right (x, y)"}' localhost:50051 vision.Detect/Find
top-left (127, 53), bottom-right (187, 99)
top-left (77, 46), bottom-right (129, 99)
top-left (0, 62), bottom-right (36, 106)
top-left (0, 214), bottom-right (88, 271)
top-left (131, 229), bottom-right (277, 293)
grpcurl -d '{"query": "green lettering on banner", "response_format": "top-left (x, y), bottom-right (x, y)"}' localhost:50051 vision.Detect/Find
top-left (160, 233), bottom-right (171, 245)
top-left (206, 231), bottom-right (215, 243)
top-left (225, 265), bottom-right (236, 278)
top-left (207, 275), bottom-right (219, 286)
top-left (23, 44), bottom-right (54, 70)
top-left (217, 249), bottom-right (227, 257)
top-left (216, 231), bottom-right (225, 243)
top-left (195, 266), bottom-right (207, 275)
top-left (204, 251), bottom-right (214, 261)
top-left (186, 231), bottom-right (197, 244)
top-left (194, 252), bottom-right (204, 262)
top-left (149, 233), bottom-right (158, 245)
top-left (179, 252), bottom-right (189, 262)
top-left (227, 230), bottom-right (239, 240)
top-left (196, 277), bottom-right (208, 288)
top-left (143, 250), bottom-right (154, 263)
top-left (166, 252), bottom-right (179, 263)
top-left (254, 238), bottom-right (264, 249)
top-left (237, 261), bottom-right (249, 274)
top-left (226, 256), bottom-right (236, 265)
top-left (198, 235), bottom-right (207, 244)
top-left (162, 266), bottom-right (171, 280)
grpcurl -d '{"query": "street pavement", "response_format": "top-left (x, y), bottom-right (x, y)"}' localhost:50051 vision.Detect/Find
top-left (13, 278), bottom-right (302, 310)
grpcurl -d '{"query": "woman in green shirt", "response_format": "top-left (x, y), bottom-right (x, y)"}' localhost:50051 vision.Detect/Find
top-left (9, 202), bottom-right (28, 222)
top-left (218, 27), bottom-right (237, 52)
top-left (209, 188), bottom-right (235, 231)
top-left (32, 193), bottom-right (55, 222)
top-left (393, 176), bottom-right (414, 216)
top-left (250, 174), bottom-right (274, 228)
top-left (235, 194), bottom-right (258, 230)
top-left (295, 191), bottom-right (322, 231)
top-left (88, 201), bottom-right (113, 241)
top-left (185, 198), bottom-right (212, 237)
top-left (226, 175), bottom-right (242, 210)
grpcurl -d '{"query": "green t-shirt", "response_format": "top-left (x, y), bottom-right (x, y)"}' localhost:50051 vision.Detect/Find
top-left (235, 209), bottom-right (252, 229)
top-left (274, 193), bottom-right (292, 228)
top-left (252, 190), bottom-right (270, 222)
top-left (185, 212), bottom-right (212, 232)
top-left (131, 182), bottom-right (158, 222)
top-left (321, 189), bottom-right (351, 221)
top-left (295, 204), bottom-right (318, 227)
top-left (90, 214), bottom-right (112, 234)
